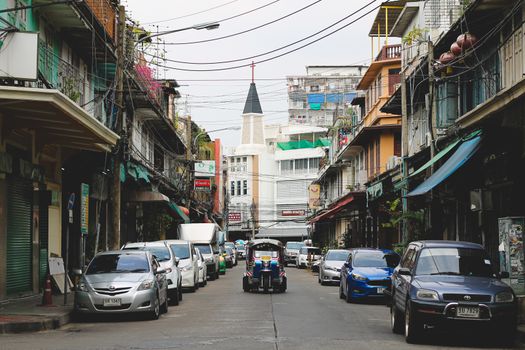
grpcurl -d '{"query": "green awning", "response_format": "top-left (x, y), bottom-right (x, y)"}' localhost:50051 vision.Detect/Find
top-left (315, 138), bottom-right (331, 147)
top-left (277, 140), bottom-right (314, 150)
top-left (409, 139), bottom-right (460, 178)
top-left (310, 103), bottom-right (321, 110)
top-left (125, 162), bottom-right (150, 183)
top-left (120, 163), bottom-right (126, 183)
top-left (135, 164), bottom-right (150, 183)
top-left (168, 202), bottom-right (190, 223)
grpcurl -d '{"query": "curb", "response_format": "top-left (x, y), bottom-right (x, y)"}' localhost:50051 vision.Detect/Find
top-left (0, 311), bottom-right (73, 334)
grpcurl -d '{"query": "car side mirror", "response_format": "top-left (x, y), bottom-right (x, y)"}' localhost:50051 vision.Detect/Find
top-left (72, 268), bottom-right (83, 276)
top-left (499, 271), bottom-right (510, 279)
top-left (398, 267), bottom-right (411, 276)
top-left (175, 257), bottom-right (180, 266)
top-left (344, 262), bottom-right (351, 268)
top-left (155, 268), bottom-right (166, 275)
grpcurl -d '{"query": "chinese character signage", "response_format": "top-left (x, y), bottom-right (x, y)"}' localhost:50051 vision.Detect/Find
top-left (80, 183), bottom-right (89, 235)
top-left (308, 184), bottom-right (321, 209)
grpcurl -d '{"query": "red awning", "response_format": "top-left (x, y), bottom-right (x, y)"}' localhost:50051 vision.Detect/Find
top-left (310, 195), bottom-right (355, 223)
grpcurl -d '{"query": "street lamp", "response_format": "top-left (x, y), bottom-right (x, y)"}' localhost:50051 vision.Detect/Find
top-left (193, 126), bottom-right (241, 151)
top-left (136, 21), bottom-right (220, 45)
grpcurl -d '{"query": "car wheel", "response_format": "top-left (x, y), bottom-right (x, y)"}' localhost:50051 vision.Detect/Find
top-left (160, 294), bottom-right (168, 314)
top-left (195, 277), bottom-right (200, 290)
top-left (178, 286), bottom-right (183, 301)
top-left (243, 276), bottom-right (249, 292)
top-left (405, 301), bottom-right (422, 343)
top-left (149, 296), bottom-right (160, 320)
top-left (169, 289), bottom-right (179, 306)
top-left (280, 276), bottom-right (287, 293)
top-left (391, 302), bottom-right (404, 334)
top-left (345, 285), bottom-right (353, 303)
top-left (216, 271), bottom-right (220, 279)
top-left (339, 283), bottom-right (345, 299)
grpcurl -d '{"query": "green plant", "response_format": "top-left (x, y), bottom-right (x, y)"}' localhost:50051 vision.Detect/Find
top-left (402, 26), bottom-right (428, 45)
top-left (61, 76), bottom-right (81, 102)
top-left (382, 198), bottom-right (425, 255)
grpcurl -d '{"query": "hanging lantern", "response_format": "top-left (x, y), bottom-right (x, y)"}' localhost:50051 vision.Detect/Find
top-left (450, 41), bottom-right (462, 56)
top-left (457, 33), bottom-right (478, 50)
top-left (439, 51), bottom-right (455, 64)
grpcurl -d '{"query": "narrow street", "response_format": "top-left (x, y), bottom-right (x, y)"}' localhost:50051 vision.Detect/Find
top-left (1, 266), bottom-right (519, 350)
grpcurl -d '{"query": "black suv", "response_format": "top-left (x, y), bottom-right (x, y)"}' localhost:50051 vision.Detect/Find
top-left (389, 240), bottom-right (516, 344)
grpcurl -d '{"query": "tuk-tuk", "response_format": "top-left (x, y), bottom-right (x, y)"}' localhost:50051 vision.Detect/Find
top-left (242, 239), bottom-right (287, 293)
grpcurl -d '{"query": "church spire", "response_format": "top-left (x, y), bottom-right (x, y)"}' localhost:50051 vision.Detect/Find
top-left (243, 62), bottom-right (262, 114)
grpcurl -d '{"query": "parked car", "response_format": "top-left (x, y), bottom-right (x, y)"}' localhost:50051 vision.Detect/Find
top-left (74, 250), bottom-right (168, 320)
top-left (224, 242), bottom-right (238, 265)
top-left (389, 240), bottom-right (516, 344)
top-left (284, 241), bottom-right (305, 266)
top-left (296, 246), bottom-right (322, 269)
top-left (122, 241), bottom-right (182, 305)
top-left (319, 249), bottom-right (351, 285)
top-left (164, 240), bottom-right (199, 292)
top-left (236, 242), bottom-right (246, 260)
top-left (194, 247), bottom-right (207, 287)
top-left (224, 247), bottom-right (235, 268)
top-left (340, 248), bottom-right (400, 302)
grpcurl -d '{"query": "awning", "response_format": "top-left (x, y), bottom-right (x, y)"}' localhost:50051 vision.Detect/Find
top-left (168, 202), bottom-right (190, 223)
top-left (124, 162), bottom-right (151, 183)
top-left (407, 136), bottom-right (482, 197)
top-left (255, 227), bottom-right (308, 238)
top-left (409, 139), bottom-right (461, 178)
top-left (125, 191), bottom-right (169, 202)
top-left (0, 86), bottom-right (118, 151)
top-left (310, 195), bottom-right (355, 223)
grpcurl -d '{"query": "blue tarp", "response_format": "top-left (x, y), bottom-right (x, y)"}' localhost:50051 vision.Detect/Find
top-left (325, 93), bottom-right (356, 103)
top-left (406, 136), bottom-right (482, 197)
top-left (307, 94), bottom-right (325, 103)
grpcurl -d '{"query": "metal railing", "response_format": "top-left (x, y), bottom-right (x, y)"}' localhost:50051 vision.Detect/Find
top-left (375, 44), bottom-right (402, 61)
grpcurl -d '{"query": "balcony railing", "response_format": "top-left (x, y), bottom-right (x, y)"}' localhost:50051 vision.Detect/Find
top-left (38, 40), bottom-right (86, 105)
top-left (375, 44), bottom-right (402, 62)
top-left (84, 0), bottom-right (116, 41)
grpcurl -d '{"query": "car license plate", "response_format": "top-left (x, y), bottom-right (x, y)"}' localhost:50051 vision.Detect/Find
top-left (377, 287), bottom-right (386, 294)
top-left (103, 298), bottom-right (121, 307)
top-left (456, 306), bottom-right (480, 318)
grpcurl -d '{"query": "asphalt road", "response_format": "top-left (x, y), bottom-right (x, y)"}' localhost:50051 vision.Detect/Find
top-left (0, 264), bottom-right (521, 350)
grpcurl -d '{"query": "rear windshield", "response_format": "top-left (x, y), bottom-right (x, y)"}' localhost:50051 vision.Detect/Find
top-left (300, 247), bottom-right (321, 254)
top-left (254, 251), bottom-right (278, 258)
top-left (123, 246), bottom-right (171, 262)
top-left (87, 254), bottom-right (149, 274)
top-left (236, 244), bottom-right (245, 250)
top-left (353, 251), bottom-right (400, 268)
top-left (325, 250), bottom-right (350, 261)
top-left (225, 242), bottom-right (235, 248)
top-left (170, 244), bottom-right (190, 259)
top-left (194, 244), bottom-right (212, 254)
top-left (225, 247), bottom-right (233, 254)
top-left (286, 242), bottom-right (304, 250)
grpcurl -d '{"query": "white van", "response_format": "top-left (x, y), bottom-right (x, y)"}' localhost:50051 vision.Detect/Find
top-left (179, 223), bottom-right (220, 281)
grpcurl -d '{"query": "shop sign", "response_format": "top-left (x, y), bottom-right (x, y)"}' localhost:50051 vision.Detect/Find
top-left (194, 179), bottom-right (211, 188)
top-left (228, 212), bottom-right (241, 222)
top-left (80, 183), bottom-right (89, 235)
top-left (195, 160), bottom-right (216, 177)
top-left (308, 184), bottom-right (321, 209)
top-left (282, 209), bottom-right (306, 216)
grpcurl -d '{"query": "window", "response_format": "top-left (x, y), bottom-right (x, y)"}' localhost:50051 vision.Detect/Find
top-left (309, 158), bottom-right (320, 172)
top-left (236, 180), bottom-right (241, 196)
top-left (295, 159), bottom-right (308, 174)
top-left (242, 157), bottom-right (247, 162)
top-left (243, 180), bottom-right (248, 195)
top-left (281, 160), bottom-right (293, 175)
top-left (230, 181), bottom-right (235, 196)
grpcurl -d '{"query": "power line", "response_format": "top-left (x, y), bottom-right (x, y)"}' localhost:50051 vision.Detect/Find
top-left (140, 0), bottom-right (379, 68)
top-left (140, 0), bottom-right (240, 25)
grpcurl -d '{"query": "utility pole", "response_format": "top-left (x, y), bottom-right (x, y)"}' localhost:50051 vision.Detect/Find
top-left (427, 40), bottom-right (436, 238)
top-left (186, 116), bottom-right (193, 214)
top-left (110, 5), bottom-right (126, 250)
top-left (401, 68), bottom-right (409, 244)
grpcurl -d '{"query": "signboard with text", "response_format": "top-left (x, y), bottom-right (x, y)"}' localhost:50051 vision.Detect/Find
top-left (195, 160), bottom-right (216, 177)
top-left (282, 209), bottom-right (306, 217)
top-left (308, 184), bottom-right (321, 209)
top-left (228, 212), bottom-right (241, 222)
top-left (80, 183), bottom-right (89, 235)
top-left (194, 178), bottom-right (211, 188)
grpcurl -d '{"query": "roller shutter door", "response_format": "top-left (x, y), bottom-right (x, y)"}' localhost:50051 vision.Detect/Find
top-left (6, 177), bottom-right (33, 295)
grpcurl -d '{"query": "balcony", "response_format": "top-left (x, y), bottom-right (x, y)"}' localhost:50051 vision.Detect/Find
top-left (375, 44), bottom-right (401, 62)
top-left (84, 0), bottom-right (117, 41)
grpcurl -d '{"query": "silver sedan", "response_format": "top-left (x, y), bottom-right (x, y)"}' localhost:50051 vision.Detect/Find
top-left (318, 249), bottom-right (350, 285)
top-left (74, 250), bottom-right (169, 320)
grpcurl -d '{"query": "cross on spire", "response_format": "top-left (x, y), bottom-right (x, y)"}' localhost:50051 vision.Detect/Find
top-left (251, 61), bottom-right (255, 83)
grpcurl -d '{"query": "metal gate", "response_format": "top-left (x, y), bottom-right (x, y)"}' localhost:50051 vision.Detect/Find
top-left (6, 177), bottom-right (33, 295)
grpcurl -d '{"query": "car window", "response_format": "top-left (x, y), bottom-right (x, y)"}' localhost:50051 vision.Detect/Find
top-left (415, 247), bottom-right (493, 277)
top-left (194, 244), bottom-right (212, 254)
top-left (287, 242), bottom-right (304, 250)
top-left (400, 246), bottom-right (416, 269)
top-left (307, 248), bottom-right (321, 255)
top-left (325, 251), bottom-right (349, 261)
top-left (170, 244), bottom-right (190, 259)
top-left (353, 251), bottom-right (400, 268)
top-left (300, 247), bottom-right (308, 254)
top-left (86, 254), bottom-right (150, 274)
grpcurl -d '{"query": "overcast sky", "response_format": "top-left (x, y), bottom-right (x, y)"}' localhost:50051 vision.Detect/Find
top-left (123, 0), bottom-right (381, 147)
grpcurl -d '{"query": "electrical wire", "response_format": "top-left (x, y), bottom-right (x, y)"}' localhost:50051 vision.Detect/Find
top-left (140, 0), bottom-right (240, 25)
top-left (139, 0), bottom-right (379, 68)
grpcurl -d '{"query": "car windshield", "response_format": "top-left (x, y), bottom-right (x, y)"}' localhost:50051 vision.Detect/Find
top-left (237, 244), bottom-right (245, 251)
top-left (254, 251), bottom-right (278, 258)
top-left (415, 248), bottom-right (493, 277)
top-left (353, 251), bottom-right (400, 268)
top-left (194, 244), bottom-right (212, 254)
top-left (170, 244), bottom-right (190, 259)
top-left (123, 246), bottom-right (171, 262)
top-left (86, 254), bottom-right (150, 274)
top-left (325, 250), bottom-right (350, 261)
top-left (225, 243), bottom-right (235, 249)
top-left (225, 247), bottom-right (233, 254)
top-left (287, 242), bottom-right (304, 250)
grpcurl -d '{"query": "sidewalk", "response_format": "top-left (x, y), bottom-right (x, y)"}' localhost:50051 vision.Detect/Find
top-left (0, 294), bottom-right (74, 334)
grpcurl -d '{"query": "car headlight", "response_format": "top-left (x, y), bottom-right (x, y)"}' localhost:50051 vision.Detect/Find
top-left (351, 273), bottom-right (367, 281)
top-left (416, 289), bottom-right (439, 301)
top-left (325, 266), bottom-right (337, 271)
top-left (77, 281), bottom-right (90, 292)
top-left (495, 291), bottom-right (514, 303)
top-left (182, 265), bottom-right (192, 271)
top-left (137, 280), bottom-right (154, 291)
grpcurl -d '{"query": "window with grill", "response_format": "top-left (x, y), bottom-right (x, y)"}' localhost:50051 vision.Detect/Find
top-left (309, 158), bottom-right (320, 172)
top-left (236, 181), bottom-right (241, 196)
top-left (243, 180), bottom-right (248, 195)
top-left (295, 159), bottom-right (308, 174)
top-left (281, 160), bottom-right (294, 175)
top-left (230, 181), bottom-right (235, 196)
